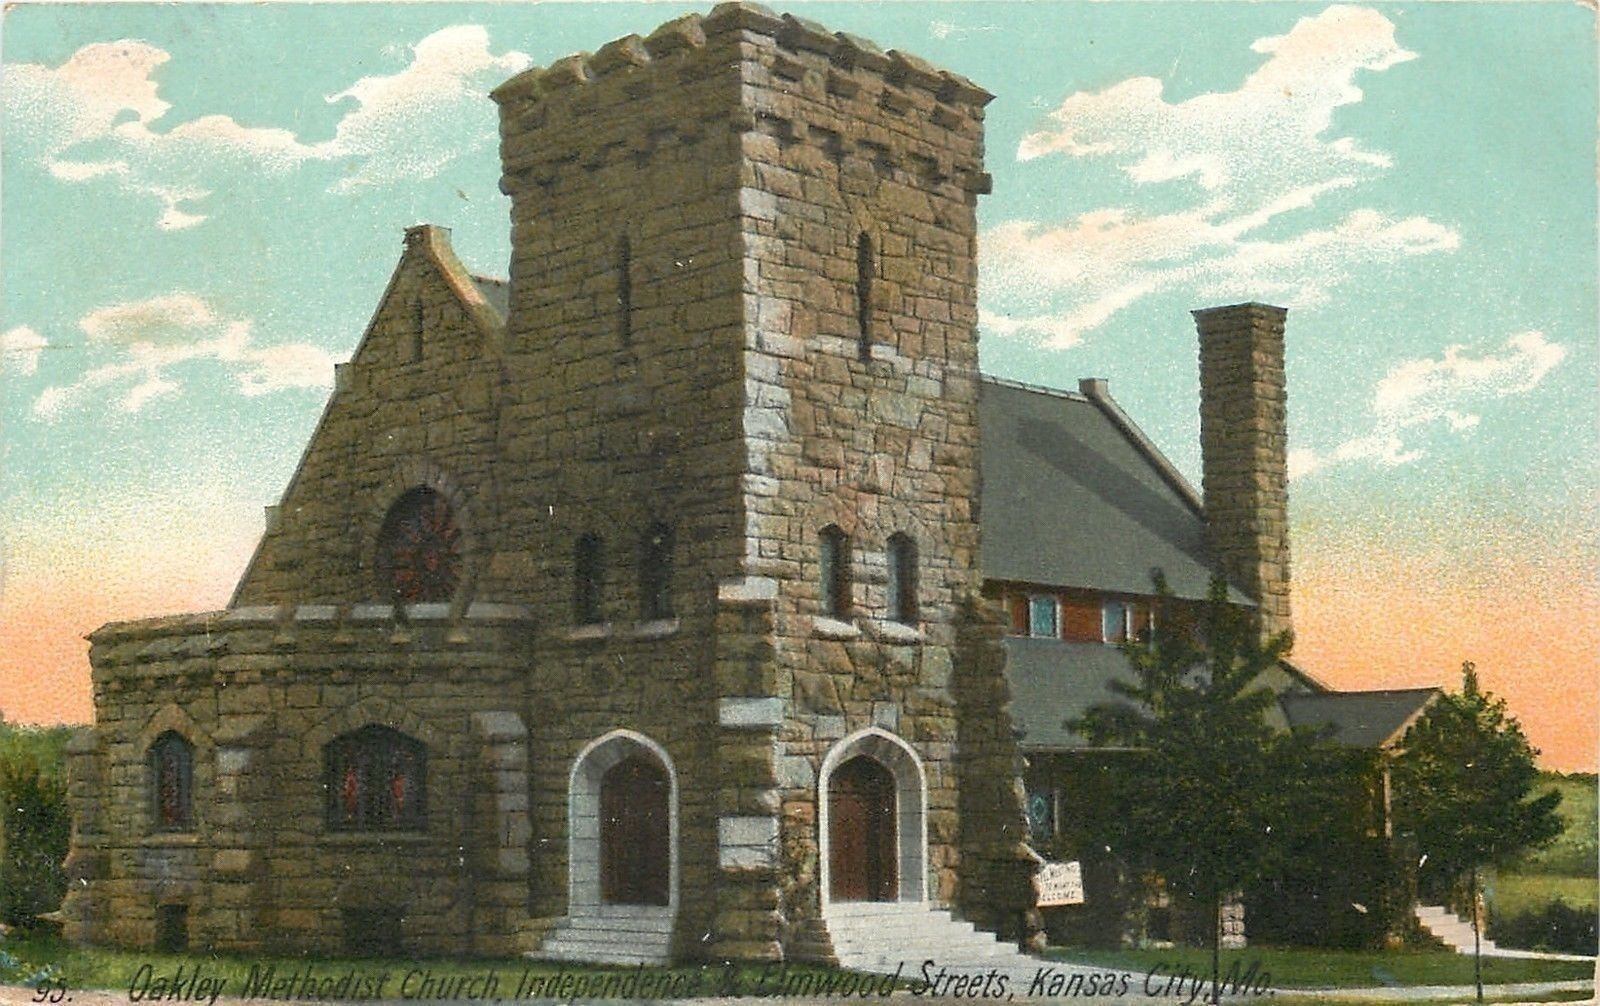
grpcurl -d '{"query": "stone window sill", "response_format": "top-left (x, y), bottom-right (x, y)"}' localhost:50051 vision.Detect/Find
top-left (561, 623), bottom-right (613, 642)
top-left (626, 618), bottom-right (680, 640)
top-left (864, 620), bottom-right (924, 645)
top-left (811, 616), bottom-right (860, 640)
top-left (141, 831), bottom-right (200, 846)
top-left (321, 831), bottom-right (431, 845)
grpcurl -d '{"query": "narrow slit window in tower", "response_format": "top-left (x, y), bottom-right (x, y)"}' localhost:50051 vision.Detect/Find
top-left (411, 296), bottom-right (425, 363)
top-left (855, 232), bottom-right (874, 361)
top-left (617, 234), bottom-right (633, 347)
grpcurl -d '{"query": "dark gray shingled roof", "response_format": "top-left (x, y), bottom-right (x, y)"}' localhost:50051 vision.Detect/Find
top-left (978, 376), bottom-right (1249, 603)
top-left (1279, 688), bottom-right (1440, 749)
top-left (1005, 638), bottom-right (1141, 750)
top-left (471, 276), bottom-right (510, 321)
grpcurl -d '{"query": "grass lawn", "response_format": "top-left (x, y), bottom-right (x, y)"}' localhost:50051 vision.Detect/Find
top-left (1043, 944), bottom-right (1595, 990)
top-left (1270, 991), bottom-right (1596, 1006)
top-left (1488, 872), bottom-right (1598, 916)
top-left (0, 931), bottom-right (875, 998)
top-left (1510, 774), bottom-right (1598, 878)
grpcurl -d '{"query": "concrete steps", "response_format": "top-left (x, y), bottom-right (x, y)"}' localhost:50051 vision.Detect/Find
top-left (530, 906), bottom-right (674, 966)
top-left (1416, 904), bottom-right (1498, 955)
top-left (1416, 904), bottom-right (1596, 962)
top-left (822, 902), bottom-right (1042, 974)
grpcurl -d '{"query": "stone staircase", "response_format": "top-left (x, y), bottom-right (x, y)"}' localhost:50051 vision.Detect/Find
top-left (1416, 903), bottom-right (1497, 955)
top-left (530, 906), bottom-right (674, 966)
top-left (1415, 903), bottom-right (1594, 961)
top-left (822, 902), bottom-right (1043, 975)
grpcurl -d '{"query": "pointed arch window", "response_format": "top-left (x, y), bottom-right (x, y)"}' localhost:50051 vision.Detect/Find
top-left (574, 533), bottom-right (605, 625)
top-left (639, 523), bottom-right (674, 621)
top-left (819, 525), bottom-right (851, 619)
top-left (324, 726), bottom-right (427, 831)
top-left (148, 731), bottom-right (195, 832)
top-left (886, 533), bottom-right (918, 625)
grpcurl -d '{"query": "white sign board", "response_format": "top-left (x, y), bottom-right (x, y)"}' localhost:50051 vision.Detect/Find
top-left (1035, 860), bottom-right (1084, 907)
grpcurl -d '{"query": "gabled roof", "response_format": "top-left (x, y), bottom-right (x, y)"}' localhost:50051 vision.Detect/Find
top-left (470, 275), bottom-right (509, 322)
top-left (1279, 687), bottom-right (1441, 749)
top-left (978, 375), bottom-right (1249, 604)
top-left (1005, 638), bottom-right (1139, 750)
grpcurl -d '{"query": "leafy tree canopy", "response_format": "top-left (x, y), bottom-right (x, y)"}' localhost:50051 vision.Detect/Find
top-left (1074, 576), bottom-right (1337, 908)
top-left (1391, 662), bottom-right (1563, 883)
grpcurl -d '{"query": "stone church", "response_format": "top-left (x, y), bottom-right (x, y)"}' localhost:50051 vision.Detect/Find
top-left (59, 2), bottom-right (1433, 964)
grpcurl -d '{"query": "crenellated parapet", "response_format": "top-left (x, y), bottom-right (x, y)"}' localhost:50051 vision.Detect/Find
top-left (492, 2), bottom-right (992, 199)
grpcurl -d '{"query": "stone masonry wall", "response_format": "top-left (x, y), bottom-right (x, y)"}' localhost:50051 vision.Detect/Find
top-left (68, 2), bottom-right (1037, 964)
top-left (61, 607), bottom-right (533, 957)
top-left (707, 4), bottom-right (1032, 954)
top-left (489, 10), bottom-right (756, 959)
top-left (1194, 303), bottom-right (1292, 642)
top-left (235, 226), bottom-right (506, 608)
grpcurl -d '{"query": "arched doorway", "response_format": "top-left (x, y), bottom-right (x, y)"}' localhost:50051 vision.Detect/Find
top-left (599, 755), bottom-right (670, 905)
top-left (828, 756), bottom-right (897, 902)
top-left (568, 730), bottom-right (679, 915)
top-left (817, 727), bottom-right (928, 907)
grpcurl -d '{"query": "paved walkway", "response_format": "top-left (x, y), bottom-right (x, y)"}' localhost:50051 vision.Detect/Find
top-left (4, 975), bottom-right (1595, 1006)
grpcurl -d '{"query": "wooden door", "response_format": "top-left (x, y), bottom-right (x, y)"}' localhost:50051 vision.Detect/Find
top-left (599, 755), bottom-right (670, 905)
top-left (828, 756), bottom-right (897, 902)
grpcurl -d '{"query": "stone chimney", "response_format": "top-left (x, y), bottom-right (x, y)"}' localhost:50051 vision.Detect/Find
top-left (1193, 303), bottom-right (1292, 642)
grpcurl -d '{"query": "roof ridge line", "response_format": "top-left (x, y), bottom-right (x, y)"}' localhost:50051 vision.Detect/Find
top-left (979, 373), bottom-right (1090, 402)
top-left (1075, 377), bottom-right (1205, 518)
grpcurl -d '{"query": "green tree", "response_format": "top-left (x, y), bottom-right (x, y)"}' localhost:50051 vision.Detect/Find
top-left (1076, 578), bottom-right (1331, 1002)
top-left (1391, 662), bottom-right (1563, 1002)
top-left (0, 719), bottom-right (71, 928)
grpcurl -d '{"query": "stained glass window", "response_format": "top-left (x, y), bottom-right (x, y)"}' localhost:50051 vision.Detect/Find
top-left (148, 731), bottom-right (194, 832)
top-left (324, 726), bottom-right (427, 831)
top-left (374, 487), bottom-right (462, 603)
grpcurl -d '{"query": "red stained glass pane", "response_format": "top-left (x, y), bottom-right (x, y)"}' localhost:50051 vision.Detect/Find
top-left (375, 488), bottom-right (461, 603)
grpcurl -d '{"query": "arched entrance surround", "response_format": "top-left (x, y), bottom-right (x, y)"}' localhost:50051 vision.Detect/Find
top-left (817, 727), bottom-right (928, 907)
top-left (568, 730), bottom-right (679, 914)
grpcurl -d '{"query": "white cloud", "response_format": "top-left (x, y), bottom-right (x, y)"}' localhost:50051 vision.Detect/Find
top-left (80, 292), bottom-right (217, 344)
top-left (31, 294), bottom-right (336, 420)
top-left (1290, 331), bottom-right (1567, 478)
top-left (320, 25), bottom-right (533, 192)
top-left (987, 5), bottom-right (1452, 347)
top-left (3, 26), bottom-right (531, 228)
top-left (1, 327), bottom-right (48, 376)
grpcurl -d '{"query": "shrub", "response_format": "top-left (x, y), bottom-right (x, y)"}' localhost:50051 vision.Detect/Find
top-left (0, 723), bottom-right (71, 928)
top-left (1489, 898), bottom-right (1599, 957)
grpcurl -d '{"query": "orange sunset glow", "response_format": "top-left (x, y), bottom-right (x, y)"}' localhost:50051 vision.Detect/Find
top-left (3, 515), bottom-right (1594, 772)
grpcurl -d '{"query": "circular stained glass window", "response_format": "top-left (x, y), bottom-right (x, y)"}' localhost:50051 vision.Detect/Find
top-left (375, 487), bottom-right (462, 603)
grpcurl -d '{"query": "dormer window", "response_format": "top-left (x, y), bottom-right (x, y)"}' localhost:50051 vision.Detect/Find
top-left (1027, 595), bottom-right (1059, 638)
top-left (1103, 599), bottom-right (1153, 644)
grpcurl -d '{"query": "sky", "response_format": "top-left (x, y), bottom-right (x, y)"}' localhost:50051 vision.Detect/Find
top-left (0, 2), bottom-right (1594, 771)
